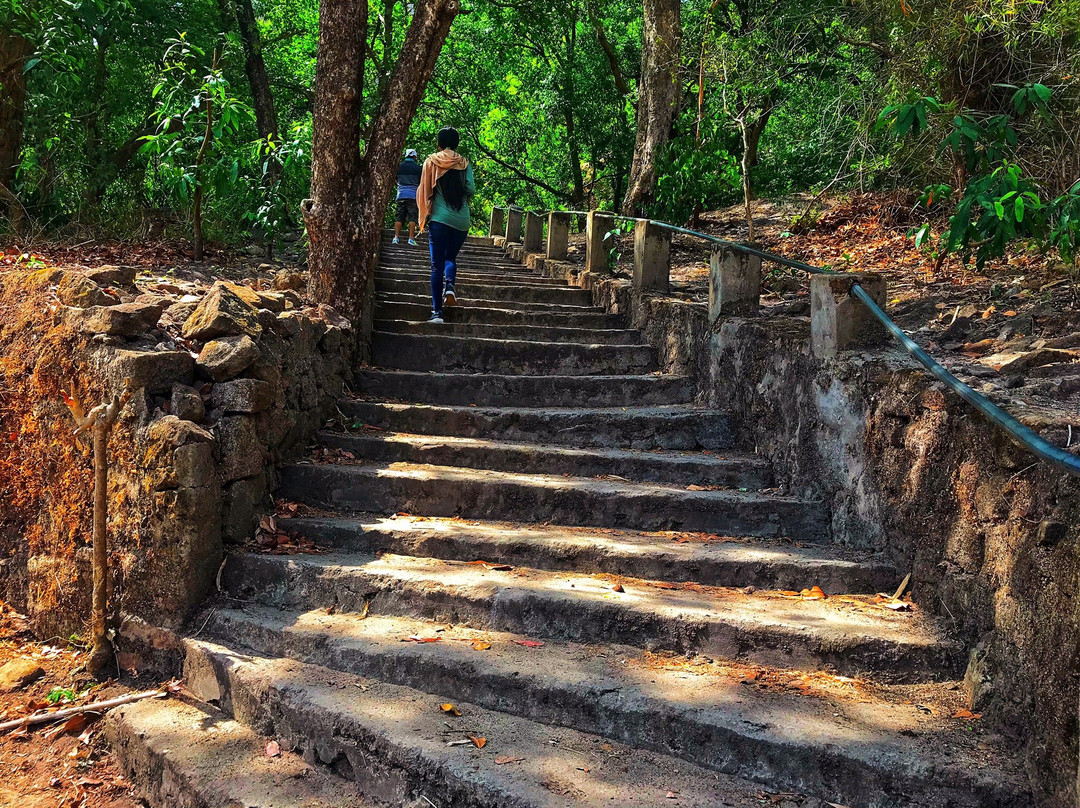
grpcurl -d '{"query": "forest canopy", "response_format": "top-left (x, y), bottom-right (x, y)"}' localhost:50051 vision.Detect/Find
top-left (1, 0), bottom-right (1078, 272)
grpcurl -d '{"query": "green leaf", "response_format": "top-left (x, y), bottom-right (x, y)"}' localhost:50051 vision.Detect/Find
top-left (1015, 196), bottom-right (1025, 223)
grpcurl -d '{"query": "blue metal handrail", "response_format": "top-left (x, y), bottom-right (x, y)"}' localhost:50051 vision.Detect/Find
top-left (494, 205), bottom-right (1080, 477)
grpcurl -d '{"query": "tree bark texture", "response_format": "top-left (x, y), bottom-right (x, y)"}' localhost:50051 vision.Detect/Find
top-left (88, 422), bottom-right (112, 675)
top-left (0, 30), bottom-right (30, 222)
top-left (621, 0), bottom-right (680, 215)
top-left (303, 0), bottom-right (459, 356)
top-left (233, 0), bottom-right (280, 143)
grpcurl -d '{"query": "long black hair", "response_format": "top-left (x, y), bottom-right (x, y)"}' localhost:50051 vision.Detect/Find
top-left (436, 126), bottom-right (466, 212)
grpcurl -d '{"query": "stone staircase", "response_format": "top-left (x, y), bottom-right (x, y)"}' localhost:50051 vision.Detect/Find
top-left (107, 231), bottom-right (1035, 807)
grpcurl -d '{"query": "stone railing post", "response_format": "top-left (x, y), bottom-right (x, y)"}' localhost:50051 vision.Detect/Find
top-left (547, 212), bottom-right (570, 260)
top-left (505, 207), bottom-right (523, 244)
top-left (585, 211), bottom-right (614, 274)
top-left (523, 211), bottom-right (543, 253)
top-left (708, 246), bottom-right (761, 319)
top-left (632, 219), bottom-right (670, 293)
top-left (489, 207), bottom-right (505, 238)
top-left (811, 272), bottom-right (888, 359)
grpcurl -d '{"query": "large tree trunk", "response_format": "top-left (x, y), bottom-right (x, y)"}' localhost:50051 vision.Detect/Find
top-left (233, 0), bottom-right (279, 143)
top-left (0, 30), bottom-right (30, 225)
top-left (302, 0), bottom-right (459, 358)
top-left (621, 0), bottom-right (680, 215)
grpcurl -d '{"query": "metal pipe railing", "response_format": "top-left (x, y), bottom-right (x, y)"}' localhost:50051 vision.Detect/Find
top-left (492, 204), bottom-right (1080, 477)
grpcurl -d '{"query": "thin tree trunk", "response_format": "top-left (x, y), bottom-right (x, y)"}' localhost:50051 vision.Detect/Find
top-left (302, 0), bottom-right (460, 358)
top-left (193, 95), bottom-right (214, 261)
top-left (88, 422), bottom-right (111, 674)
top-left (564, 13), bottom-right (586, 209)
top-left (737, 103), bottom-right (772, 242)
top-left (0, 30), bottom-right (30, 226)
top-left (621, 0), bottom-right (680, 215)
top-left (234, 0), bottom-right (279, 144)
top-left (588, 1), bottom-right (628, 96)
top-left (86, 36), bottom-right (110, 205)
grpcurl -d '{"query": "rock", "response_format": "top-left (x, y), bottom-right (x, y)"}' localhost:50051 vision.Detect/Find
top-left (147, 282), bottom-right (183, 295)
top-left (272, 269), bottom-right (307, 292)
top-left (196, 335), bottom-right (260, 382)
top-left (211, 379), bottom-right (274, 413)
top-left (147, 415), bottom-right (214, 449)
top-left (1038, 520), bottom-right (1068, 547)
top-left (85, 265), bottom-right (138, 287)
top-left (221, 475), bottom-right (268, 543)
top-left (182, 281), bottom-right (263, 341)
top-left (982, 348), bottom-right (1079, 373)
top-left (58, 273), bottom-right (116, 308)
top-left (109, 349), bottom-right (195, 395)
top-left (0, 658), bottom-right (45, 693)
top-left (281, 290), bottom-right (302, 309)
top-left (255, 291), bottom-right (288, 313)
top-left (961, 338), bottom-right (999, 356)
top-left (216, 416), bottom-right (266, 482)
top-left (82, 301), bottom-right (166, 338)
top-left (1046, 333), bottom-right (1080, 349)
top-left (171, 383), bottom-right (206, 423)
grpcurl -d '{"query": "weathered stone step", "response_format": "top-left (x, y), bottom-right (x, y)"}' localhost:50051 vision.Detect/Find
top-left (199, 608), bottom-right (1030, 808)
top-left (374, 299), bottom-right (622, 328)
top-left (319, 431), bottom-right (770, 488)
top-left (276, 461), bottom-right (825, 537)
top-left (183, 640), bottom-right (798, 808)
top-left (377, 283), bottom-right (589, 311)
top-left (372, 331), bottom-right (657, 375)
top-left (376, 267), bottom-right (564, 285)
top-left (377, 290), bottom-right (599, 313)
top-left (276, 513), bottom-right (895, 591)
top-left (339, 401), bottom-right (731, 449)
top-left (374, 318), bottom-right (645, 345)
top-left (354, 369), bottom-right (696, 407)
top-left (105, 698), bottom-right (366, 808)
top-left (219, 552), bottom-right (959, 680)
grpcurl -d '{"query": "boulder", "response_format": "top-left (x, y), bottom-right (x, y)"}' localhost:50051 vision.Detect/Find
top-left (57, 273), bottom-right (116, 308)
top-left (182, 281), bottom-right (263, 340)
top-left (196, 335), bottom-right (260, 382)
top-left (272, 269), bottom-right (307, 292)
top-left (109, 349), bottom-right (195, 395)
top-left (211, 379), bottom-right (274, 413)
top-left (171, 383), bottom-right (206, 423)
top-left (0, 658), bottom-right (45, 693)
top-left (82, 301), bottom-right (166, 338)
top-left (255, 291), bottom-right (288, 313)
top-left (85, 265), bottom-right (138, 287)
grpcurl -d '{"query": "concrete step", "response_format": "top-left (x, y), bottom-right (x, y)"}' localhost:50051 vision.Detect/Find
top-left (273, 513), bottom-right (895, 591)
top-left (339, 401), bottom-right (732, 449)
top-left (372, 332), bottom-right (657, 375)
top-left (377, 290), bottom-right (599, 313)
top-left (219, 552), bottom-right (959, 681)
top-left (276, 461), bottom-right (827, 537)
top-left (378, 279), bottom-right (590, 306)
top-left (374, 318), bottom-right (646, 345)
top-left (318, 431), bottom-right (771, 488)
top-left (199, 608), bottom-right (1032, 808)
top-left (353, 369), bottom-right (696, 407)
top-left (374, 299), bottom-right (622, 328)
top-left (376, 267), bottom-right (566, 286)
top-left (183, 639), bottom-right (806, 808)
top-left (105, 698), bottom-right (366, 808)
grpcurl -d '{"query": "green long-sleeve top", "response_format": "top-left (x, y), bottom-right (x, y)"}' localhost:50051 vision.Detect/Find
top-left (428, 163), bottom-right (475, 233)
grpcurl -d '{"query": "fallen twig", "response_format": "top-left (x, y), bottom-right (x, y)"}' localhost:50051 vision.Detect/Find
top-left (0, 687), bottom-right (169, 734)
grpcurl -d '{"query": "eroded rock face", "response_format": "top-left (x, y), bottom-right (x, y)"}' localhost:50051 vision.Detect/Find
top-left (182, 281), bottom-right (263, 340)
top-left (0, 658), bottom-right (45, 693)
top-left (196, 335), bottom-right (260, 382)
top-left (57, 273), bottom-right (116, 308)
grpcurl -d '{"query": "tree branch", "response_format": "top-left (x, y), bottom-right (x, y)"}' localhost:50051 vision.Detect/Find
top-left (470, 131), bottom-right (571, 199)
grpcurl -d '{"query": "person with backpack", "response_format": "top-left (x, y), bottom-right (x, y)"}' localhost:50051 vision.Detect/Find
top-left (417, 127), bottom-right (475, 324)
top-left (392, 148), bottom-right (422, 246)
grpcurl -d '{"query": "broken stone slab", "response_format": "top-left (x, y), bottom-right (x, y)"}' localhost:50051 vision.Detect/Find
top-left (57, 273), bottom-right (117, 308)
top-left (196, 335), bottom-right (260, 382)
top-left (85, 265), bottom-right (138, 287)
top-left (0, 657), bottom-right (45, 693)
top-left (182, 281), bottom-right (263, 341)
top-left (171, 383), bottom-right (206, 423)
top-left (980, 348), bottom-right (1080, 373)
top-left (211, 379), bottom-right (274, 414)
top-left (109, 348), bottom-right (195, 395)
top-left (82, 301), bottom-right (167, 338)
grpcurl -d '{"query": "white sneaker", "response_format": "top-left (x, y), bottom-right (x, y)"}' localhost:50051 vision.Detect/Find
top-left (408, 238), bottom-right (418, 247)
top-left (443, 284), bottom-right (457, 307)
top-left (392, 237), bottom-right (400, 244)
top-left (428, 312), bottom-right (444, 324)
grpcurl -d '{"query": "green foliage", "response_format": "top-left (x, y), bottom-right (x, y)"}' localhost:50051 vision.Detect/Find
top-left (650, 116), bottom-right (740, 224)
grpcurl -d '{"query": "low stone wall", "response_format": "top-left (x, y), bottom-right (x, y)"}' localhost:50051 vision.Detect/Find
top-left (526, 249), bottom-right (1080, 808)
top-left (0, 267), bottom-right (351, 647)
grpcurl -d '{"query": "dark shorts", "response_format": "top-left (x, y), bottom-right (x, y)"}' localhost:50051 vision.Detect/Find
top-left (395, 198), bottom-right (419, 224)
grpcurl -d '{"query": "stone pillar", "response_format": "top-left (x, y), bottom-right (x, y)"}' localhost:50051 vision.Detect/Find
top-left (489, 207), bottom-right (505, 238)
top-left (585, 210), bottom-right (614, 274)
top-left (632, 219), bottom-right (670, 293)
top-left (547, 211), bottom-right (570, 260)
top-left (708, 246), bottom-right (761, 319)
top-left (505, 208), bottom-right (523, 244)
top-left (811, 272), bottom-right (888, 359)
top-left (523, 212), bottom-right (544, 253)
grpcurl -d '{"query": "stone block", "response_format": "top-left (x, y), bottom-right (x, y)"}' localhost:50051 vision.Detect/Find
top-left (85, 265), bottom-right (138, 287)
top-left (505, 208), bottom-right (523, 243)
top-left (222, 474), bottom-right (268, 543)
top-left (709, 247), bottom-right (761, 319)
top-left (211, 378), bottom-right (274, 413)
top-left (272, 269), bottom-right (307, 292)
top-left (171, 383), bottom-right (206, 423)
top-left (586, 211), bottom-right (614, 275)
top-left (197, 335), bottom-right (260, 382)
top-left (82, 301), bottom-right (166, 338)
top-left (489, 207), bottom-right (505, 238)
top-left (110, 348), bottom-right (195, 395)
top-left (216, 416), bottom-right (266, 483)
top-left (810, 272), bottom-right (888, 359)
top-left (632, 219), bottom-right (670, 293)
top-left (182, 281), bottom-right (263, 340)
top-left (547, 212), bottom-right (570, 261)
top-left (58, 273), bottom-right (116, 308)
top-left (523, 212), bottom-right (544, 253)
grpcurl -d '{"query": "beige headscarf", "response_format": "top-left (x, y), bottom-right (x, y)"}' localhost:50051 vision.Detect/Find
top-left (417, 149), bottom-right (469, 232)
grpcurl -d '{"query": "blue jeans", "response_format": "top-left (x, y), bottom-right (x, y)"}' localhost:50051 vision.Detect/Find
top-left (428, 220), bottom-right (468, 314)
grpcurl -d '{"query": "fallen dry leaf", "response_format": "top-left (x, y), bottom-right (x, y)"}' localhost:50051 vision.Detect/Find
top-left (512, 639), bottom-right (544, 648)
top-left (468, 735), bottom-right (487, 749)
top-left (800, 586), bottom-right (827, 600)
top-left (952, 708), bottom-right (982, 720)
top-left (472, 641), bottom-right (492, 651)
top-left (440, 703), bottom-right (462, 716)
top-left (403, 635), bottom-right (442, 643)
top-left (266, 740), bottom-right (281, 757)
top-left (611, 584), bottom-right (624, 593)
